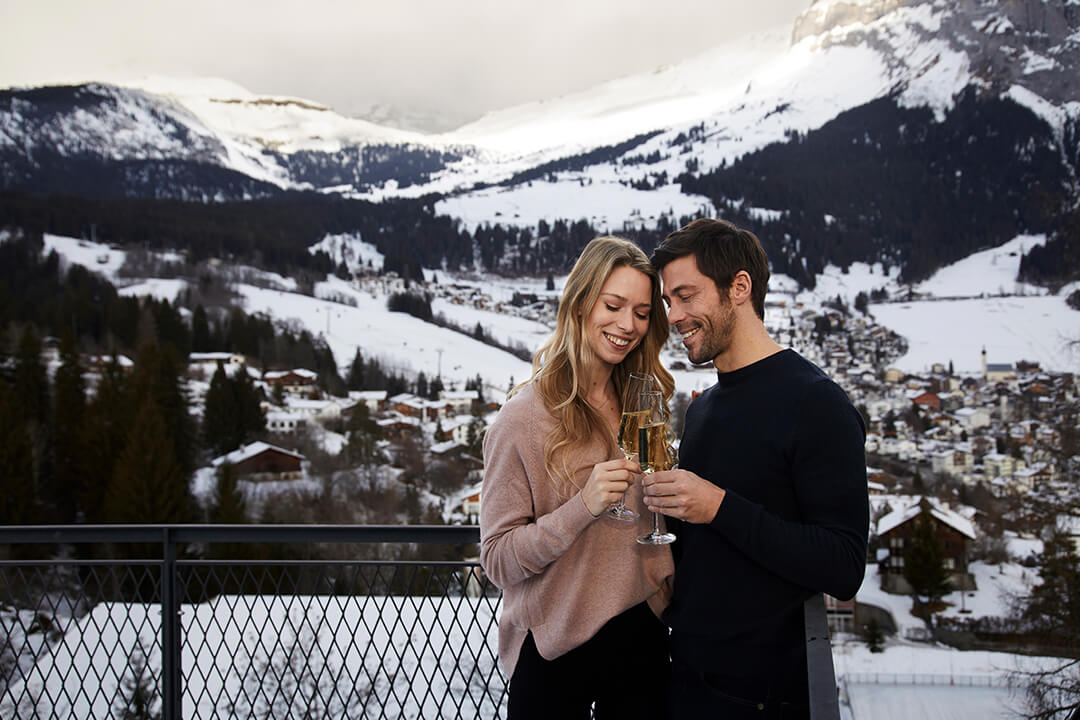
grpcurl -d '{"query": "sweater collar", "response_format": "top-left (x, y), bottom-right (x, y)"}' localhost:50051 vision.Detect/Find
top-left (715, 348), bottom-right (793, 388)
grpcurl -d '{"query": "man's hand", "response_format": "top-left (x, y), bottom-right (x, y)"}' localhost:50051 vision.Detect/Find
top-left (642, 468), bottom-right (725, 524)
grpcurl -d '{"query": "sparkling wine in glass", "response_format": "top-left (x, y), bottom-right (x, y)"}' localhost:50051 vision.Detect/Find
top-left (607, 373), bottom-right (654, 521)
top-left (637, 391), bottom-right (676, 545)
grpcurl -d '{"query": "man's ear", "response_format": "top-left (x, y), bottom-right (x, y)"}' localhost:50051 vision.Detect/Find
top-left (729, 270), bottom-right (752, 306)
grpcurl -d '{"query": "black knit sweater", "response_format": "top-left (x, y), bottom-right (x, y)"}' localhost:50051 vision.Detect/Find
top-left (663, 349), bottom-right (869, 679)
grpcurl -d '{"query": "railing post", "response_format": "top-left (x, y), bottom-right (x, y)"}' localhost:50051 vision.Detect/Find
top-left (805, 593), bottom-right (840, 719)
top-left (161, 526), bottom-right (181, 720)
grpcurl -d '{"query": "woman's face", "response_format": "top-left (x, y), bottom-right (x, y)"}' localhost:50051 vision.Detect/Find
top-left (583, 265), bottom-right (653, 369)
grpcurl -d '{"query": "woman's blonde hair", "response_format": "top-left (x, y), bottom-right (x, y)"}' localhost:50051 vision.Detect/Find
top-left (512, 236), bottom-right (674, 496)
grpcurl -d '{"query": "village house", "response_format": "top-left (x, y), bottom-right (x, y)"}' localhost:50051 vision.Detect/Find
top-left (264, 368), bottom-right (319, 394)
top-left (266, 410), bottom-right (306, 435)
top-left (953, 406), bottom-right (991, 431)
top-left (982, 452), bottom-right (1025, 480)
top-left (189, 352), bottom-right (246, 370)
top-left (211, 442), bottom-right (305, 482)
top-left (440, 389), bottom-right (480, 415)
top-left (348, 390), bottom-right (388, 414)
top-left (877, 497), bottom-right (977, 595)
top-left (930, 447), bottom-right (974, 477)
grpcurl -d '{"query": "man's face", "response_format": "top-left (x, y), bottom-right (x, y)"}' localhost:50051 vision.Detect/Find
top-left (660, 255), bottom-right (735, 367)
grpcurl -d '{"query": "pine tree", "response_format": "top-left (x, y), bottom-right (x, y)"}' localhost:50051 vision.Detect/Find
top-left (232, 367), bottom-right (265, 447)
top-left (347, 348), bottom-right (366, 390)
top-left (903, 502), bottom-right (951, 605)
top-left (14, 326), bottom-right (51, 521)
top-left (202, 363), bottom-right (238, 457)
top-left (211, 464), bottom-right (248, 526)
top-left (113, 640), bottom-right (161, 720)
top-left (52, 329), bottom-right (86, 523)
top-left (82, 355), bottom-right (131, 523)
top-left (104, 397), bottom-right (192, 526)
top-left (129, 341), bottom-right (195, 475)
top-left (1015, 525), bottom-right (1080, 719)
top-left (0, 379), bottom-right (35, 525)
top-left (191, 304), bottom-right (212, 353)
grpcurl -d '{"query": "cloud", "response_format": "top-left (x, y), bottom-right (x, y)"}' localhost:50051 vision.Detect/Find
top-left (0, 0), bottom-right (809, 131)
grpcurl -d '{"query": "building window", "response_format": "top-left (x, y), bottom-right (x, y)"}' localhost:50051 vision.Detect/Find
top-left (944, 558), bottom-right (955, 569)
top-left (890, 536), bottom-right (904, 549)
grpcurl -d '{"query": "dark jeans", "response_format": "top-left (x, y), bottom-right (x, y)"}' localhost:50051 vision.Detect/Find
top-left (507, 602), bottom-right (669, 720)
top-left (668, 659), bottom-right (809, 719)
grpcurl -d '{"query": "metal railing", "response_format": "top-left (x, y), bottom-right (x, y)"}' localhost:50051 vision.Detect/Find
top-left (1, 525), bottom-right (841, 719)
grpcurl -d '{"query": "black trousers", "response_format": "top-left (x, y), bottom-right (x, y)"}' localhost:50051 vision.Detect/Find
top-left (668, 658), bottom-right (809, 719)
top-left (507, 602), bottom-right (669, 720)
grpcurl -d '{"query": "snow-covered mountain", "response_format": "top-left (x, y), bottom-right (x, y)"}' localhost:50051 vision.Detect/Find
top-left (2, 0), bottom-right (1079, 307)
top-left (3, 0), bottom-right (1078, 206)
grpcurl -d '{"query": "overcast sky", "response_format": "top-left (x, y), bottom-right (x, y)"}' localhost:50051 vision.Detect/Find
top-left (0, 0), bottom-right (810, 131)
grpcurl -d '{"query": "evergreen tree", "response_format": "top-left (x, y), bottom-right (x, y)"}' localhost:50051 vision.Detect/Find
top-left (103, 397), bottom-right (192, 525)
top-left (231, 368), bottom-right (266, 447)
top-left (345, 404), bottom-right (382, 465)
top-left (13, 326), bottom-right (51, 520)
top-left (113, 640), bottom-right (161, 720)
top-left (191, 305), bottom-right (212, 353)
top-left (211, 464), bottom-right (248, 525)
top-left (1015, 525), bottom-right (1080, 719)
top-left (0, 380), bottom-right (35, 525)
top-left (51, 329), bottom-right (87, 522)
top-left (202, 363), bottom-right (237, 457)
top-left (82, 355), bottom-right (131, 523)
top-left (903, 501), bottom-right (951, 605)
top-left (416, 371), bottom-right (429, 399)
top-left (346, 348), bottom-right (366, 390)
top-left (865, 617), bottom-right (885, 653)
top-left (129, 341), bottom-right (195, 475)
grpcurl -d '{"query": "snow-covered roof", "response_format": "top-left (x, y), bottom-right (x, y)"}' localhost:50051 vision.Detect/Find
top-left (349, 390), bottom-right (388, 401)
top-left (876, 496), bottom-right (976, 540)
top-left (265, 368), bottom-right (317, 380)
top-left (430, 440), bottom-right (464, 455)
top-left (211, 441), bottom-right (305, 467)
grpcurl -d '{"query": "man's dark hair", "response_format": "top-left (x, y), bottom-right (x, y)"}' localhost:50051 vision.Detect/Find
top-left (650, 218), bottom-right (770, 320)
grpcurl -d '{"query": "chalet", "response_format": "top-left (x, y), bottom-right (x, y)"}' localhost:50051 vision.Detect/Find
top-left (430, 439), bottom-right (466, 460)
top-left (376, 414), bottom-right (421, 441)
top-left (264, 369), bottom-right (318, 394)
top-left (440, 389), bottom-right (480, 415)
top-left (266, 410), bottom-right (306, 435)
top-left (348, 390), bottom-right (388, 414)
top-left (930, 448), bottom-right (973, 477)
top-left (189, 352), bottom-right (246, 369)
top-left (983, 452), bottom-right (1024, 480)
top-left (436, 415), bottom-right (473, 444)
top-left (912, 392), bottom-right (941, 411)
top-left (390, 393), bottom-right (427, 420)
top-left (953, 406), bottom-right (991, 430)
top-left (286, 398), bottom-right (344, 423)
top-left (459, 480), bottom-right (483, 519)
top-left (884, 368), bottom-right (904, 384)
top-left (211, 442), bottom-right (305, 482)
top-left (877, 497), bottom-right (976, 595)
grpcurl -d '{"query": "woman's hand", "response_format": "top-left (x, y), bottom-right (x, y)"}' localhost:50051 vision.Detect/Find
top-left (581, 458), bottom-right (640, 517)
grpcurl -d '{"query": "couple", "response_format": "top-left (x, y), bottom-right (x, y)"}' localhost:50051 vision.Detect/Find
top-left (479, 219), bottom-right (870, 718)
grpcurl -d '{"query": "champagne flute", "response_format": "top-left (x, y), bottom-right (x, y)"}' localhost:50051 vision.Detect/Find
top-left (607, 373), bottom-right (654, 521)
top-left (637, 391), bottom-right (676, 545)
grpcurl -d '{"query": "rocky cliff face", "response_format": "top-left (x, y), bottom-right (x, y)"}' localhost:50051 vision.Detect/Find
top-left (792, 0), bottom-right (1080, 105)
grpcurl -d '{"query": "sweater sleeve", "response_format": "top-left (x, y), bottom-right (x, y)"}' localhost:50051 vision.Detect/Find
top-left (479, 396), bottom-right (597, 591)
top-left (709, 379), bottom-right (870, 600)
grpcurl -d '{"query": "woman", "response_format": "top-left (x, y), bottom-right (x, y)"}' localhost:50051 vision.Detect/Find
top-left (480, 236), bottom-right (675, 718)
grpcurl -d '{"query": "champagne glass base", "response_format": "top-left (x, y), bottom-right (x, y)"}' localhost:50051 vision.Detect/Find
top-left (637, 532), bottom-right (676, 545)
top-left (607, 506), bottom-right (638, 521)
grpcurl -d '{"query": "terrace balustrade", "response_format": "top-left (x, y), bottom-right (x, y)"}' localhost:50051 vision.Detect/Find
top-left (0, 525), bottom-right (839, 719)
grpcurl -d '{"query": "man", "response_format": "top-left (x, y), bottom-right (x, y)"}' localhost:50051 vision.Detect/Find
top-left (644, 218), bottom-right (869, 718)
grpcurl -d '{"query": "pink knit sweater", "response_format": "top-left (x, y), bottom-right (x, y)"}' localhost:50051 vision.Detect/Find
top-left (479, 383), bottom-right (674, 679)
